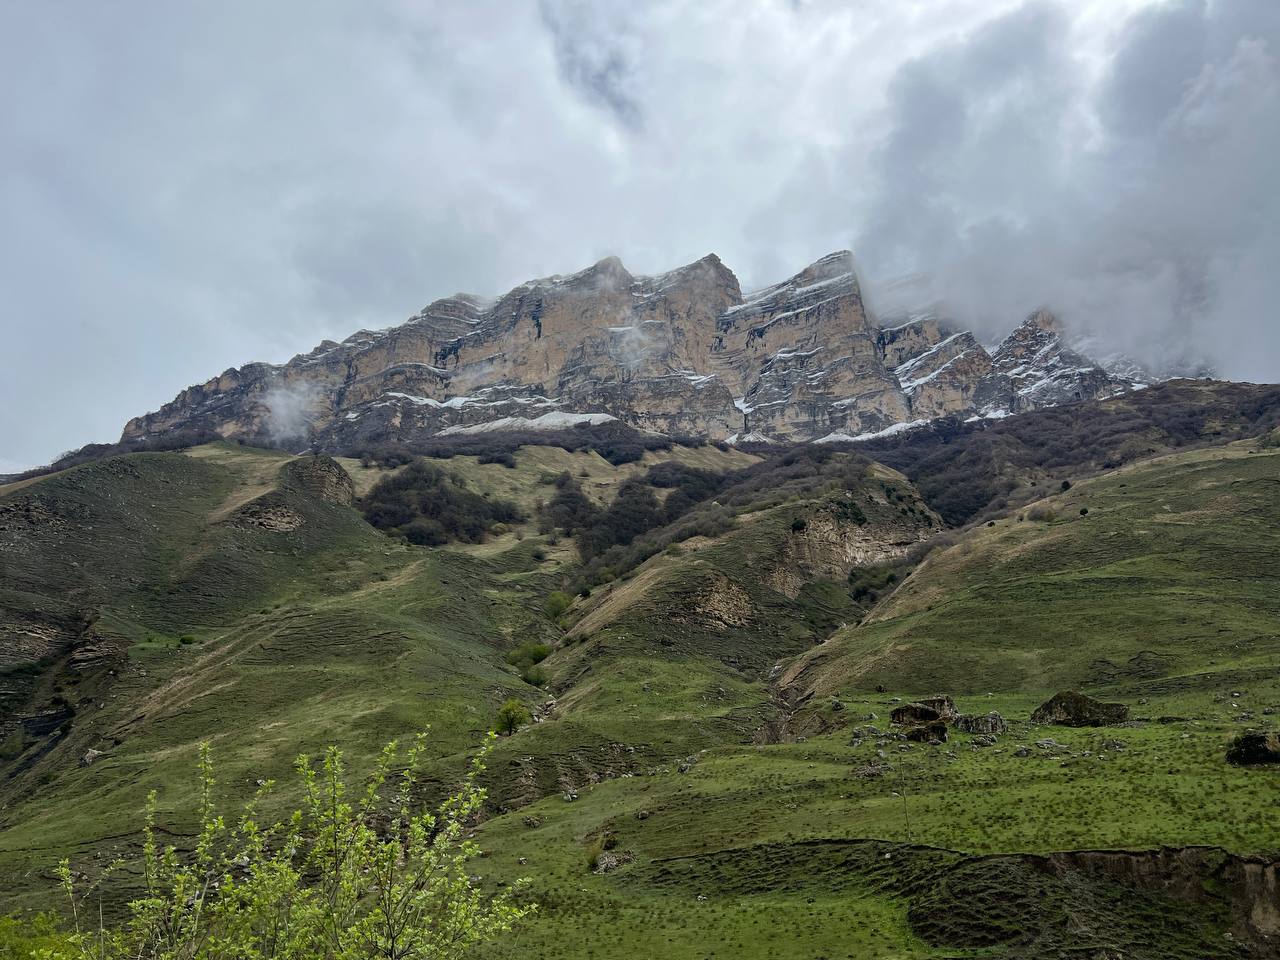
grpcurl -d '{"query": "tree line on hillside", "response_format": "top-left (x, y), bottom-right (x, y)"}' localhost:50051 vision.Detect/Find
top-left (848, 381), bottom-right (1280, 526)
top-left (360, 460), bottom-right (523, 545)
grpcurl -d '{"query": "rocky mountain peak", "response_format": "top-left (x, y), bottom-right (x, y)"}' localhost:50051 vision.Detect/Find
top-left (113, 252), bottom-right (1179, 454)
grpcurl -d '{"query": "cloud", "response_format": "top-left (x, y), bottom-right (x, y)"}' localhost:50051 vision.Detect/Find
top-left (263, 381), bottom-right (326, 447)
top-left (0, 0), bottom-right (1275, 469)
top-left (855, 0), bottom-right (1280, 376)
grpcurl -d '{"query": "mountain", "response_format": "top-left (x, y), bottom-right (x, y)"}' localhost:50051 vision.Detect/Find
top-left (115, 252), bottom-right (1157, 455)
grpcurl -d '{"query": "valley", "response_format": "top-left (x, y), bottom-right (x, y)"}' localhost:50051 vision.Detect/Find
top-left (3, 388), bottom-right (1280, 957)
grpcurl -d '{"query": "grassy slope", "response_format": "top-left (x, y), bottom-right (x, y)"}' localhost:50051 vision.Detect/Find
top-left (460, 442), bottom-right (1280, 959)
top-left (786, 441), bottom-right (1280, 698)
top-left (2, 439), bottom-right (1278, 957)
top-left (0, 443), bottom-right (560, 910)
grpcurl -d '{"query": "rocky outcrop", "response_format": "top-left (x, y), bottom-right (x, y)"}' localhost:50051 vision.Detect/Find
top-left (280, 455), bottom-right (355, 506)
top-left (766, 498), bottom-right (936, 599)
top-left (891, 696), bottom-right (957, 725)
top-left (954, 712), bottom-right (1008, 735)
top-left (985, 309), bottom-right (1133, 413)
top-left (114, 255), bottom-right (1159, 453)
top-left (1226, 731), bottom-right (1280, 766)
top-left (1032, 691), bottom-right (1129, 727)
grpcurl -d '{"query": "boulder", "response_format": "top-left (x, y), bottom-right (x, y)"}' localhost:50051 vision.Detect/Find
top-left (892, 695), bottom-right (956, 725)
top-left (1031, 691), bottom-right (1128, 727)
top-left (954, 712), bottom-right (1008, 735)
top-left (920, 695), bottom-right (957, 718)
top-left (892, 702), bottom-right (940, 725)
top-left (1225, 731), bottom-right (1280, 766)
top-left (904, 720), bottom-right (948, 743)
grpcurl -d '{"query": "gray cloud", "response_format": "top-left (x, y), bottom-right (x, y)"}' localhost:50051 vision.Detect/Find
top-left (856, 0), bottom-right (1280, 377)
top-left (0, 0), bottom-right (1275, 471)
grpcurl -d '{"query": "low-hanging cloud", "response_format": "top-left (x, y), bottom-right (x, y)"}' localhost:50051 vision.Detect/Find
top-left (262, 381), bottom-right (325, 448)
top-left (856, 0), bottom-right (1280, 377)
top-left (1, 0), bottom-right (1276, 471)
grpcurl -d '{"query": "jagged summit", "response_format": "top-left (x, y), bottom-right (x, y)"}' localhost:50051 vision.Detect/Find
top-left (116, 252), bottom-right (1170, 453)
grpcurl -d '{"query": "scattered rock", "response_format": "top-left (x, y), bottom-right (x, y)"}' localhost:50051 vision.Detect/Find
top-left (1225, 731), bottom-right (1280, 766)
top-left (522, 816), bottom-right (542, 828)
top-left (593, 850), bottom-right (635, 874)
top-left (853, 762), bottom-right (890, 780)
top-left (970, 734), bottom-right (997, 748)
top-left (635, 810), bottom-right (650, 821)
top-left (1031, 691), bottom-right (1128, 727)
top-left (1014, 746), bottom-right (1031, 757)
top-left (1036, 738), bottom-right (1068, 751)
top-left (80, 748), bottom-right (102, 767)
top-left (954, 711), bottom-right (1008, 735)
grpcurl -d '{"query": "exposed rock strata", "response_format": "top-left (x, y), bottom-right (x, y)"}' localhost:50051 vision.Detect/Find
top-left (117, 253), bottom-right (1159, 450)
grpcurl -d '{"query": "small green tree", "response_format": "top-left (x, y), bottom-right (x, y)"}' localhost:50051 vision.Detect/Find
top-left (57, 733), bottom-right (533, 959)
top-left (495, 699), bottom-right (531, 736)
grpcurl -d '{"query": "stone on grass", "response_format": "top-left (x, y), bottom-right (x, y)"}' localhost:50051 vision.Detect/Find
top-left (1225, 731), bottom-right (1280, 766)
top-left (1031, 691), bottom-right (1128, 727)
top-left (904, 720), bottom-right (948, 743)
top-left (954, 712), bottom-right (1008, 735)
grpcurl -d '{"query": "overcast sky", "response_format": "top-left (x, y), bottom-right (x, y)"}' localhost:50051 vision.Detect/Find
top-left (2, 0), bottom-right (1277, 472)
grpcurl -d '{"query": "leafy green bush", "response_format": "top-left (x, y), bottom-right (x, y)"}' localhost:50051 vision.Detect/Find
top-left (506, 642), bottom-right (551, 669)
top-left (543, 591), bottom-right (572, 619)
top-left (56, 736), bottom-right (533, 959)
top-left (0, 913), bottom-right (76, 957)
top-left (520, 664), bottom-right (548, 687)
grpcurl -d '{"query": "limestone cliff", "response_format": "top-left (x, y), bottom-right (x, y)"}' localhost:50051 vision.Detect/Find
top-left (118, 253), bottom-right (1154, 450)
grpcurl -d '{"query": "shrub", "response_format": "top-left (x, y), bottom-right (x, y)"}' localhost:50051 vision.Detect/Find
top-left (0, 913), bottom-right (76, 956)
top-left (1027, 503), bottom-right (1056, 522)
top-left (56, 736), bottom-right (533, 959)
top-left (520, 664), bottom-right (548, 687)
top-left (496, 698), bottom-right (532, 735)
top-left (506, 641), bottom-right (551, 669)
top-left (478, 451), bottom-right (517, 468)
top-left (543, 591), bottom-right (572, 619)
top-left (178, 634), bottom-right (196, 646)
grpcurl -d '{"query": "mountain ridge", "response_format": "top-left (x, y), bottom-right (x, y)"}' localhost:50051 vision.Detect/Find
top-left (116, 251), bottom-right (1184, 455)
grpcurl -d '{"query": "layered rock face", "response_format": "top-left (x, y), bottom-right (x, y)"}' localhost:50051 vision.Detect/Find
top-left (120, 252), bottom-right (1155, 450)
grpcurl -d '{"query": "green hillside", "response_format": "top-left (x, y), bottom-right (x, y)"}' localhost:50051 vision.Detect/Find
top-left (1, 434), bottom-right (1278, 958)
top-left (787, 441), bottom-right (1280, 699)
